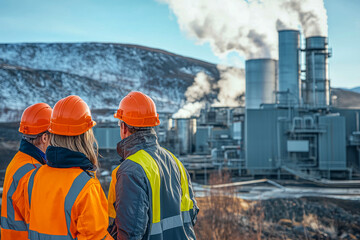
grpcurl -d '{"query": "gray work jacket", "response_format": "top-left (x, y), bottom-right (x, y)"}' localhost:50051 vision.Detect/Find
top-left (114, 129), bottom-right (199, 240)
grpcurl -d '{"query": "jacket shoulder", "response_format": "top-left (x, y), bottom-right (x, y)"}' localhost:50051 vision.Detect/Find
top-left (74, 174), bottom-right (104, 204)
top-left (117, 152), bottom-right (149, 178)
top-left (5, 152), bottom-right (39, 183)
top-left (11, 151), bottom-right (38, 167)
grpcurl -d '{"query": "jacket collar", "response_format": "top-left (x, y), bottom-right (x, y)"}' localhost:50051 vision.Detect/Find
top-left (46, 146), bottom-right (96, 171)
top-left (117, 128), bottom-right (158, 160)
top-left (19, 138), bottom-right (46, 165)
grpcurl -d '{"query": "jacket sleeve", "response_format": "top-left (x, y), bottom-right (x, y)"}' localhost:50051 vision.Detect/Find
top-left (108, 166), bottom-right (119, 220)
top-left (186, 169), bottom-right (199, 226)
top-left (12, 169), bottom-right (34, 224)
top-left (108, 166), bottom-right (120, 239)
top-left (72, 179), bottom-right (111, 240)
top-left (115, 161), bottom-right (150, 240)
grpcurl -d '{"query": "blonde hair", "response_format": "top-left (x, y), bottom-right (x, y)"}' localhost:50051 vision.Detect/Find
top-left (50, 128), bottom-right (99, 168)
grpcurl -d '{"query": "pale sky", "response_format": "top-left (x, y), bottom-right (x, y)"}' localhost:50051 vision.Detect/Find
top-left (0, 0), bottom-right (359, 88)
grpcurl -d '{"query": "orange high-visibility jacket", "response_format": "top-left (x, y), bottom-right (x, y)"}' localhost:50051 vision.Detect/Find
top-left (26, 146), bottom-right (112, 240)
top-left (1, 139), bottom-right (45, 240)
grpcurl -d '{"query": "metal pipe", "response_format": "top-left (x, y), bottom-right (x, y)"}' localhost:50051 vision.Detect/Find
top-left (312, 51), bottom-right (316, 107)
top-left (277, 117), bottom-right (288, 168)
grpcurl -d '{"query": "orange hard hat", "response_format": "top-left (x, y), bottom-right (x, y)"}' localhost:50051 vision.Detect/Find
top-left (114, 91), bottom-right (160, 127)
top-left (19, 103), bottom-right (52, 135)
top-left (49, 95), bottom-right (96, 136)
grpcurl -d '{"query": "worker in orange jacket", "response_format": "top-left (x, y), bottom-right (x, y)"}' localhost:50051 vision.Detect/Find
top-left (24, 95), bottom-right (112, 239)
top-left (1, 103), bottom-right (52, 239)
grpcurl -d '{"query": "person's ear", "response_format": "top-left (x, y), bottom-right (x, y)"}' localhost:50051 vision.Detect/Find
top-left (41, 133), bottom-right (47, 144)
top-left (121, 122), bottom-right (127, 134)
top-left (41, 132), bottom-right (50, 144)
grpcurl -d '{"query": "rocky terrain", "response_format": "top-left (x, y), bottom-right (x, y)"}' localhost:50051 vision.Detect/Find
top-left (195, 196), bottom-right (360, 240)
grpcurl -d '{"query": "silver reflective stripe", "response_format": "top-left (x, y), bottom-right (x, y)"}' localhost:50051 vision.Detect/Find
top-left (29, 230), bottom-right (77, 240)
top-left (1, 216), bottom-right (27, 231)
top-left (162, 215), bottom-right (183, 231)
top-left (28, 167), bottom-right (40, 207)
top-left (182, 211), bottom-right (191, 223)
top-left (150, 222), bottom-right (162, 235)
top-left (64, 171), bottom-right (91, 238)
top-left (2, 163), bottom-right (36, 231)
top-left (150, 210), bottom-right (192, 235)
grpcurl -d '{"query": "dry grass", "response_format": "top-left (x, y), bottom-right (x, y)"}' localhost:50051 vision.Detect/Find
top-left (193, 172), bottom-right (347, 240)
top-left (194, 172), bottom-right (264, 240)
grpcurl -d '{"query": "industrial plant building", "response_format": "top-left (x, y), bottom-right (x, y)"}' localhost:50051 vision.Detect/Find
top-left (94, 30), bottom-right (360, 180)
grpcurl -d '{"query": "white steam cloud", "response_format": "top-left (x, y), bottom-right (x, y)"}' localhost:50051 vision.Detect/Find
top-left (173, 67), bottom-right (245, 118)
top-left (165, 0), bottom-right (328, 118)
top-left (184, 72), bottom-right (211, 102)
top-left (172, 101), bottom-right (205, 119)
top-left (160, 0), bottom-right (328, 59)
top-left (172, 72), bottom-right (210, 118)
top-left (213, 65), bottom-right (245, 107)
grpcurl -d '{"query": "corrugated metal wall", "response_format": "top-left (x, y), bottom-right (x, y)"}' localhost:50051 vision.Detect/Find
top-left (318, 116), bottom-right (347, 170)
top-left (245, 108), bottom-right (288, 170)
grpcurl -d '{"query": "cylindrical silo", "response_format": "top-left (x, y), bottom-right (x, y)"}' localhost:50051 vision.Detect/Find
top-left (245, 59), bottom-right (278, 109)
top-left (304, 36), bottom-right (330, 107)
top-left (175, 118), bottom-right (196, 155)
top-left (278, 30), bottom-right (300, 106)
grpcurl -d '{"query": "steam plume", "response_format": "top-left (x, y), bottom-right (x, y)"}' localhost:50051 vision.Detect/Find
top-left (184, 72), bottom-right (211, 102)
top-left (165, 0), bottom-right (328, 118)
top-left (172, 72), bottom-right (210, 118)
top-left (160, 0), bottom-right (328, 59)
top-left (213, 65), bottom-right (245, 107)
top-left (172, 66), bottom-right (245, 118)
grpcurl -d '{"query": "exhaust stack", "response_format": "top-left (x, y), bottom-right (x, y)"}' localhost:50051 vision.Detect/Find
top-left (278, 30), bottom-right (301, 106)
top-left (304, 36), bottom-right (330, 107)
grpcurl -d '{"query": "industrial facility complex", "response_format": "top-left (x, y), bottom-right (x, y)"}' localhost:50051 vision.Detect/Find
top-left (94, 30), bottom-right (360, 181)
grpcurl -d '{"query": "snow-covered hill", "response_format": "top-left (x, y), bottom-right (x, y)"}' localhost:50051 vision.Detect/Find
top-left (0, 43), bottom-right (220, 122)
top-left (331, 88), bottom-right (360, 109)
top-left (350, 87), bottom-right (360, 94)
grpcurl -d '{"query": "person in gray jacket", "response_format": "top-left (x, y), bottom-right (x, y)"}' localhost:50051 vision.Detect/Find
top-left (109, 91), bottom-right (199, 240)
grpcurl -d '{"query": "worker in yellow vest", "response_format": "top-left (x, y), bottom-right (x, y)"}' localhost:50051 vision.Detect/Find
top-left (1, 103), bottom-right (52, 239)
top-left (108, 91), bottom-right (199, 239)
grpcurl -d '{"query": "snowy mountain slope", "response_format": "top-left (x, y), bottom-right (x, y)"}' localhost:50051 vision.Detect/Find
top-left (331, 88), bottom-right (360, 109)
top-left (350, 87), bottom-right (360, 94)
top-left (0, 43), bottom-right (220, 122)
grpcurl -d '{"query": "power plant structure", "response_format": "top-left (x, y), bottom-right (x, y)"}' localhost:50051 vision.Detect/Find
top-left (244, 30), bottom-right (359, 180)
top-left (94, 30), bottom-right (360, 181)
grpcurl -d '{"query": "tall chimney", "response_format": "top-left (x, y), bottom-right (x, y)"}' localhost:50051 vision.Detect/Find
top-left (304, 36), bottom-right (330, 107)
top-left (278, 30), bottom-right (301, 106)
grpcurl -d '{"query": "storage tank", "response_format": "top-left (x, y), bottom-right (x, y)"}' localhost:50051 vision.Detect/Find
top-left (278, 30), bottom-right (300, 105)
top-left (245, 59), bottom-right (278, 109)
top-left (304, 36), bottom-right (330, 107)
top-left (174, 118), bottom-right (196, 155)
